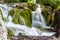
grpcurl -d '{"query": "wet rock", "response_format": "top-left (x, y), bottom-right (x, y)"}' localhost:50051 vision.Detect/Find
top-left (54, 7), bottom-right (60, 37)
top-left (0, 15), bottom-right (7, 40)
top-left (8, 36), bottom-right (59, 40)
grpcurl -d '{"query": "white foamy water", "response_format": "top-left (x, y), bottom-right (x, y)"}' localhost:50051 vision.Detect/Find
top-left (0, 4), bottom-right (55, 36)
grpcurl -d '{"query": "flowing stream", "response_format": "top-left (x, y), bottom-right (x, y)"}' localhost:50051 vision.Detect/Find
top-left (0, 4), bottom-right (55, 36)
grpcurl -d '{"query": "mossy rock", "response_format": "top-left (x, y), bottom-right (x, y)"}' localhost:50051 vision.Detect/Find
top-left (8, 9), bottom-right (14, 17)
top-left (12, 17), bottom-right (19, 24)
top-left (7, 29), bottom-right (14, 37)
top-left (42, 6), bottom-right (52, 25)
top-left (20, 9), bottom-right (32, 28)
top-left (27, 3), bottom-right (37, 11)
top-left (14, 8), bottom-right (20, 18)
top-left (16, 3), bottom-right (37, 11)
top-left (18, 16), bottom-right (25, 25)
top-left (9, 7), bottom-right (32, 28)
top-left (9, 8), bottom-right (20, 17)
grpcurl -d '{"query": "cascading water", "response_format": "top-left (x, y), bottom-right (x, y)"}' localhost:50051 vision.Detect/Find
top-left (0, 4), bottom-right (55, 36)
top-left (32, 4), bottom-right (51, 29)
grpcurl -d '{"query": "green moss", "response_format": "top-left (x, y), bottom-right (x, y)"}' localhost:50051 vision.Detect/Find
top-left (10, 8), bottom-right (21, 24)
top-left (40, 27), bottom-right (45, 32)
top-left (27, 3), bottom-right (37, 11)
top-left (8, 9), bottom-right (14, 17)
top-left (7, 29), bottom-right (14, 37)
top-left (14, 8), bottom-right (20, 18)
top-left (9, 7), bottom-right (32, 28)
top-left (42, 6), bottom-right (52, 25)
top-left (20, 9), bottom-right (32, 28)
top-left (18, 16), bottom-right (25, 25)
top-left (12, 17), bottom-right (19, 24)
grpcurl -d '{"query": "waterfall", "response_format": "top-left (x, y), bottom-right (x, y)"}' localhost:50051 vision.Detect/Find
top-left (32, 4), bottom-right (51, 29)
top-left (0, 4), bottom-right (55, 36)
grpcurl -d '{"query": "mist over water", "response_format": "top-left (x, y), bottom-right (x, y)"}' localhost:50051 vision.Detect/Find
top-left (0, 4), bottom-right (55, 36)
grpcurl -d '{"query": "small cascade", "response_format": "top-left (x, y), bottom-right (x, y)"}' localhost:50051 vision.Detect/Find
top-left (32, 4), bottom-right (51, 28)
top-left (0, 4), bottom-right (55, 36)
top-left (0, 4), bottom-right (11, 18)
